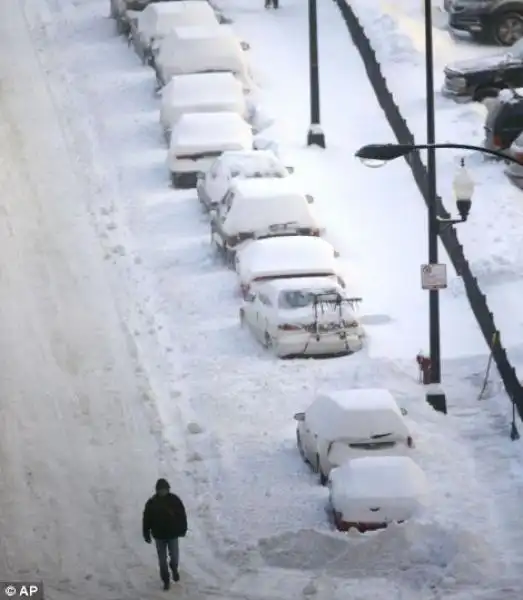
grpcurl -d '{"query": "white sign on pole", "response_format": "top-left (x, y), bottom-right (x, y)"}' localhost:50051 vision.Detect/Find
top-left (421, 263), bottom-right (447, 290)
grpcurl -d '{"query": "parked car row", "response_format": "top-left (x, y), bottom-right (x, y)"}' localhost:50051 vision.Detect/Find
top-left (110, 0), bottom-right (428, 534)
top-left (294, 388), bottom-right (428, 532)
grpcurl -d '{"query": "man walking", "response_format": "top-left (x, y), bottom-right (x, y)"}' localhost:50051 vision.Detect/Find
top-left (142, 478), bottom-right (188, 590)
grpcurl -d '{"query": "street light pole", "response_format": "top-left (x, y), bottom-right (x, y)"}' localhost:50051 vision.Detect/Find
top-left (307, 0), bottom-right (326, 148)
top-left (424, 0), bottom-right (446, 414)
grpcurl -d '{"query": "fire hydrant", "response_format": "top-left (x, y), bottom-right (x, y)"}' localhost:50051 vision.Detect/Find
top-left (416, 352), bottom-right (432, 385)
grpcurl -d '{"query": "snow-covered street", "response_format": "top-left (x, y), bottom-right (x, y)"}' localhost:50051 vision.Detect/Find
top-left (1, 0), bottom-right (523, 598)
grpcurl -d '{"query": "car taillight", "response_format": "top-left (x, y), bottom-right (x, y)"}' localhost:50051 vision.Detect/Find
top-left (278, 323), bottom-right (303, 331)
top-left (492, 135), bottom-right (504, 149)
top-left (407, 436), bottom-right (414, 448)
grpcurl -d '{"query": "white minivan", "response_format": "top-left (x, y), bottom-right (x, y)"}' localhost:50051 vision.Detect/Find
top-left (294, 388), bottom-right (414, 484)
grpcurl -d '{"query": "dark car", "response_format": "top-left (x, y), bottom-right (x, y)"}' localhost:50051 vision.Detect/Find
top-left (449, 0), bottom-right (523, 45)
top-left (442, 38), bottom-right (523, 100)
top-left (483, 90), bottom-right (523, 152)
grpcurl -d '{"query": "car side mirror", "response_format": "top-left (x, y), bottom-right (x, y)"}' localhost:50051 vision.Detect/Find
top-left (400, 407), bottom-right (408, 416)
top-left (240, 41), bottom-right (250, 51)
top-left (305, 194), bottom-right (314, 204)
top-left (286, 166), bottom-right (295, 174)
top-left (293, 412), bottom-right (306, 422)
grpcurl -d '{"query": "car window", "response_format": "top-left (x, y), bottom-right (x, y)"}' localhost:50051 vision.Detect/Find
top-left (278, 289), bottom-right (339, 309)
top-left (258, 293), bottom-right (272, 306)
top-left (348, 441), bottom-right (397, 450)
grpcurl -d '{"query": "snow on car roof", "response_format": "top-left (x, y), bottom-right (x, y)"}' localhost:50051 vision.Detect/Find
top-left (216, 150), bottom-right (287, 177)
top-left (157, 25), bottom-right (250, 88)
top-left (305, 388), bottom-right (410, 441)
top-left (160, 73), bottom-right (245, 129)
top-left (237, 236), bottom-right (335, 283)
top-left (261, 275), bottom-right (343, 293)
top-left (330, 456), bottom-right (428, 501)
top-left (161, 72), bottom-right (243, 109)
top-left (138, 1), bottom-right (218, 40)
top-left (222, 181), bottom-right (319, 236)
top-left (169, 112), bottom-right (252, 155)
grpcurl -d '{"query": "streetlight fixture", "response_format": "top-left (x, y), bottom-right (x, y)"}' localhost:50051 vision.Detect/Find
top-left (306, 0), bottom-right (326, 148)
top-left (354, 141), bottom-right (497, 415)
top-left (355, 142), bottom-right (523, 165)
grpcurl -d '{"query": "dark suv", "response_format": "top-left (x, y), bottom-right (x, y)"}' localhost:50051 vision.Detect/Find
top-left (449, 0), bottom-right (523, 45)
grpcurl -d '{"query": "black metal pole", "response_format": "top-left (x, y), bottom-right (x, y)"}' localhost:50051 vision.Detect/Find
top-left (307, 0), bottom-right (326, 148)
top-left (424, 0), bottom-right (446, 414)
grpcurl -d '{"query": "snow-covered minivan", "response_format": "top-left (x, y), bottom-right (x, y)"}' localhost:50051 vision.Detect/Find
top-left (168, 112), bottom-right (253, 189)
top-left (155, 24), bottom-right (251, 89)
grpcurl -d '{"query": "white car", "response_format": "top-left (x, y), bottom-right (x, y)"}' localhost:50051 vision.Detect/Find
top-left (160, 72), bottom-right (248, 142)
top-left (235, 235), bottom-right (341, 295)
top-left (131, 2), bottom-right (219, 64)
top-left (168, 112), bottom-right (254, 189)
top-left (210, 178), bottom-right (321, 262)
top-left (240, 277), bottom-right (363, 357)
top-left (328, 456), bottom-right (428, 532)
top-left (155, 24), bottom-right (252, 89)
top-left (197, 149), bottom-right (294, 210)
top-left (294, 388), bottom-right (414, 484)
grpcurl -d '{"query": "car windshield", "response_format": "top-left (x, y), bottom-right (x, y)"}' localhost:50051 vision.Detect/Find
top-left (278, 288), bottom-right (339, 309)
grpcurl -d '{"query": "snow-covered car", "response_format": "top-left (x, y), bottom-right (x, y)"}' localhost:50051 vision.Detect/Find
top-left (328, 456), bottom-right (428, 532)
top-left (168, 112), bottom-right (254, 189)
top-left (110, 0), bottom-right (167, 35)
top-left (160, 72), bottom-right (247, 142)
top-left (235, 235), bottom-right (341, 296)
top-left (131, 1), bottom-right (220, 64)
top-left (210, 178), bottom-right (321, 262)
top-left (196, 149), bottom-right (295, 210)
top-left (239, 277), bottom-right (363, 358)
top-left (155, 25), bottom-right (252, 89)
top-left (505, 129), bottom-right (523, 184)
top-left (294, 388), bottom-right (414, 484)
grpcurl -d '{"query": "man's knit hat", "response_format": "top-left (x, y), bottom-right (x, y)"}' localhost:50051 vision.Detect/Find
top-left (155, 478), bottom-right (170, 492)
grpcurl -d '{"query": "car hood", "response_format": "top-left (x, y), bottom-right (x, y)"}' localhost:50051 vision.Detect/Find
top-left (445, 54), bottom-right (506, 76)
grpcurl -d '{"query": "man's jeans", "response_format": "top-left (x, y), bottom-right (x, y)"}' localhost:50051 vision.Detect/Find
top-left (155, 538), bottom-right (179, 582)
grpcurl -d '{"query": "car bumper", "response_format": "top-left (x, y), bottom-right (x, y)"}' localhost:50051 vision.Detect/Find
top-left (449, 12), bottom-right (485, 33)
top-left (275, 332), bottom-right (363, 358)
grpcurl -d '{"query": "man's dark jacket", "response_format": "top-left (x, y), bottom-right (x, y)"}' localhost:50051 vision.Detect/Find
top-left (142, 492), bottom-right (188, 540)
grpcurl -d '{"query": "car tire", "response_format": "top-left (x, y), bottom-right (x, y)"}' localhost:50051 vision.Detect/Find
top-left (492, 11), bottom-right (523, 46)
top-left (473, 86), bottom-right (501, 102)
